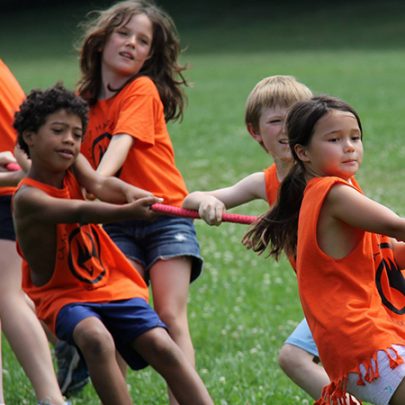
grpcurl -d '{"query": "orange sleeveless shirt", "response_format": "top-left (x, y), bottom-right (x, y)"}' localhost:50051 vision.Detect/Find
top-left (263, 164), bottom-right (280, 206)
top-left (16, 171), bottom-right (149, 333)
top-left (0, 59), bottom-right (25, 196)
top-left (297, 176), bottom-right (405, 404)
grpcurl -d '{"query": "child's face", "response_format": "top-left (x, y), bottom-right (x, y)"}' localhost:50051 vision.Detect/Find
top-left (254, 106), bottom-right (291, 163)
top-left (102, 13), bottom-right (153, 81)
top-left (300, 109), bottom-right (363, 180)
top-left (27, 109), bottom-right (83, 170)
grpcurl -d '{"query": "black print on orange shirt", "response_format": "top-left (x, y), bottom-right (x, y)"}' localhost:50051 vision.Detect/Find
top-left (376, 257), bottom-right (405, 315)
top-left (68, 225), bottom-right (106, 284)
top-left (91, 132), bottom-right (122, 177)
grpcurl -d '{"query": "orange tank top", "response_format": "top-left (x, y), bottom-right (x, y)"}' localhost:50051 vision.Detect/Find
top-left (297, 176), bottom-right (405, 404)
top-left (263, 164), bottom-right (280, 206)
top-left (0, 60), bottom-right (25, 196)
top-left (17, 171), bottom-right (149, 333)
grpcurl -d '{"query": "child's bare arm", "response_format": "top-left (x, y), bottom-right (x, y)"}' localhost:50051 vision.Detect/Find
top-left (0, 150), bottom-right (26, 186)
top-left (14, 185), bottom-right (160, 226)
top-left (74, 153), bottom-right (153, 203)
top-left (0, 170), bottom-right (25, 186)
top-left (327, 184), bottom-right (405, 241)
top-left (183, 172), bottom-right (266, 225)
top-left (392, 240), bottom-right (405, 269)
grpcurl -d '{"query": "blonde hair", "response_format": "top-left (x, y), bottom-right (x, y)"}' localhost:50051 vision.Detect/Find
top-left (76, 0), bottom-right (188, 121)
top-left (245, 75), bottom-right (313, 131)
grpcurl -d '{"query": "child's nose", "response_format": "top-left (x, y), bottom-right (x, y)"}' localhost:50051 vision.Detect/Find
top-left (126, 34), bottom-right (136, 47)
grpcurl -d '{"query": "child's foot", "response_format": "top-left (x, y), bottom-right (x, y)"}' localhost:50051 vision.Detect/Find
top-left (55, 340), bottom-right (89, 397)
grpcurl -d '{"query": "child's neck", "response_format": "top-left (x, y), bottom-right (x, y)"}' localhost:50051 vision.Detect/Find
top-left (28, 166), bottom-right (67, 189)
top-left (100, 70), bottom-right (134, 100)
top-left (274, 159), bottom-right (293, 182)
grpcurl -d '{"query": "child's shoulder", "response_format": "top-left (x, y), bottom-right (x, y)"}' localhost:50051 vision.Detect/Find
top-left (126, 75), bottom-right (158, 95)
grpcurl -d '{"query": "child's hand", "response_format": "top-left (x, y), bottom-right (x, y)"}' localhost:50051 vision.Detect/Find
top-left (198, 196), bottom-right (226, 225)
top-left (13, 145), bottom-right (31, 172)
top-left (125, 185), bottom-right (154, 203)
top-left (0, 151), bottom-right (17, 172)
top-left (127, 196), bottom-right (163, 220)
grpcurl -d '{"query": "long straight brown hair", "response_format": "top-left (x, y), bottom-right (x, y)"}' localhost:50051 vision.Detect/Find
top-left (76, 0), bottom-right (188, 122)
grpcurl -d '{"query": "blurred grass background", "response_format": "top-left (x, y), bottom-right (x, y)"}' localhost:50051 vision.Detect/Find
top-left (1, 0), bottom-right (405, 403)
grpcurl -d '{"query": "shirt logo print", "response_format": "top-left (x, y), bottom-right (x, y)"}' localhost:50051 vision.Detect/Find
top-left (68, 225), bottom-right (106, 284)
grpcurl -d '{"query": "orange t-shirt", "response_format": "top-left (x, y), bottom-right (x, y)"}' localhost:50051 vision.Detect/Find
top-left (263, 163), bottom-right (280, 206)
top-left (16, 171), bottom-right (149, 333)
top-left (297, 176), bottom-right (405, 404)
top-left (0, 59), bottom-right (25, 196)
top-left (81, 76), bottom-right (188, 207)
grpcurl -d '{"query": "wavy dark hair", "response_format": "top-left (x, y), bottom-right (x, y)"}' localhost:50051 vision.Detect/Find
top-left (76, 0), bottom-right (188, 122)
top-left (243, 95), bottom-right (363, 259)
top-left (14, 83), bottom-right (88, 157)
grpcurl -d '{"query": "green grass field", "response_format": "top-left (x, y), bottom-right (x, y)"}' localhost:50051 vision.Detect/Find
top-left (1, 1), bottom-right (405, 403)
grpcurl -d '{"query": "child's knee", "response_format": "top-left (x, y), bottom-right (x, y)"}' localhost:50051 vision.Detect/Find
top-left (74, 320), bottom-right (115, 359)
top-left (278, 344), bottom-right (301, 371)
top-left (145, 329), bottom-right (182, 365)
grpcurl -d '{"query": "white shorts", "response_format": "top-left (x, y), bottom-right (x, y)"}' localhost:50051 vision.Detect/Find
top-left (347, 345), bottom-right (405, 405)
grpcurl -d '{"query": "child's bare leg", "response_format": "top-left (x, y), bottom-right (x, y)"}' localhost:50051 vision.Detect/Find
top-left (278, 343), bottom-right (329, 399)
top-left (73, 317), bottom-right (132, 405)
top-left (150, 258), bottom-right (194, 404)
top-left (390, 378), bottom-right (405, 405)
top-left (0, 240), bottom-right (64, 404)
top-left (279, 344), bottom-right (359, 404)
top-left (133, 328), bottom-right (213, 405)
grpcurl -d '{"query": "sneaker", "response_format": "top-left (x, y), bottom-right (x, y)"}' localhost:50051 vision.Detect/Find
top-left (37, 401), bottom-right (71, 405)
top-left (55, 340), bottom-right (90, 397)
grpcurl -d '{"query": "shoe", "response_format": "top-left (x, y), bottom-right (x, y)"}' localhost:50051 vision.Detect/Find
top-left (37, 401), bottom-right (71, 405)
top-left (55, 340), bottom-right (90, 397)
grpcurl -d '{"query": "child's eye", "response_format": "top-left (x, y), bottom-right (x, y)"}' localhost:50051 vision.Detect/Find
top-left (52, 128), bottom-right (63, 134)
top-left (269, 119), bottom-right (282, 124)
top-left (351, 135), bottom-right (361, 141)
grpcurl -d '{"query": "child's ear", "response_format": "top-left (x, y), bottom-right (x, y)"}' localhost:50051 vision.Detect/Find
top-left (294, 144), bottom-right (310, 162)
top-left (22, 130), bottom-right (35, 147)
top-left (247, 123), bottom-right (262, 143)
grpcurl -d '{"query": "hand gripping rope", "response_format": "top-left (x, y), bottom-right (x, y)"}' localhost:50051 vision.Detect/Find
top-left (151, 203), bottom-right (257, 225)
top-left (5, 162), bottom-right (21, 171)
top-left (4, 162), bottom-right (257, 225)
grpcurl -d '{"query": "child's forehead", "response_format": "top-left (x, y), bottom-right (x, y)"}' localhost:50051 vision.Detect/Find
top-left (260, 105), bottom-right (289, 116)
top-left (44, 109), bottom-right (83, 127)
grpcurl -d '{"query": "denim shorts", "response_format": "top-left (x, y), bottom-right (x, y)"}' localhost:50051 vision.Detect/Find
top-left (0, 195), bottom-right (15, 241)
top-left (55, 298), bottom-right (167, 370)
top-left (347, 344), bottom-right (405, 405)
top-left (103, 216), bottom-right (203, 282)
top-left (284, 318), bottom-right (319, 358)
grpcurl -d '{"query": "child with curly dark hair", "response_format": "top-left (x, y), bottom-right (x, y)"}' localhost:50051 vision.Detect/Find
top-left (13, 83), bottom-right (213, 405)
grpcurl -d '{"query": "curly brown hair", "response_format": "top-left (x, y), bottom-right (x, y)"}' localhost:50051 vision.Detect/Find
top-left (14, 83), bottom-right (88, 157)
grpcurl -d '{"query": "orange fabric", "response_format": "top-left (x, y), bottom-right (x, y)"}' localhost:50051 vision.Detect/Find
top-left (297, 176), bottom-right (405, 404)
top-left (81, 76), bottom-right (188, 207)
top-left (0, 59), bottom-right (25, 196)
top-left (263, 164), bottom-right (280, 206)
top-left (17, 170), bottom-right (149, 333)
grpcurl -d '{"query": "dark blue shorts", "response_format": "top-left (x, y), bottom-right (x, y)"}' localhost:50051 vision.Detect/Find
top-left (0, 195), bottom-right (15, 241)
top-left (55, 298), bottom-right (167, 370)
top-left (103, 216), bottom-right (203, 282)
